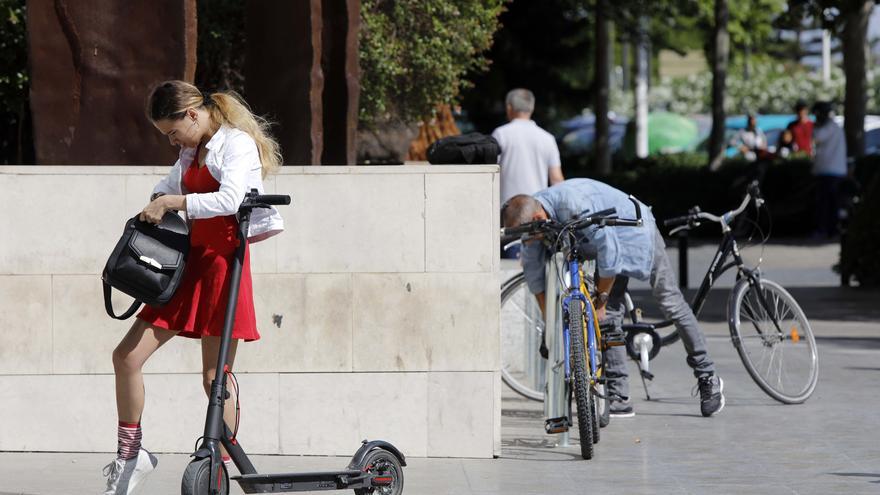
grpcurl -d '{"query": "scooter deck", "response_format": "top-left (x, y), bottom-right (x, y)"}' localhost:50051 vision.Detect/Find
top-left (233, 469), bottom-right (367, 493)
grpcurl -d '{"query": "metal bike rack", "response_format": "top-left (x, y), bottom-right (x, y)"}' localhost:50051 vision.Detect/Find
top-left (543, 253), bottom-right (570, 447)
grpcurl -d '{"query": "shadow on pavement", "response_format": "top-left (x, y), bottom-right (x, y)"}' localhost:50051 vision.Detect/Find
top-left (816, 336), bottom-right (880, 349)
top-left (628, 286), bottom-right (880, 323)
top-left (828, 473), bottom-right (880, 484)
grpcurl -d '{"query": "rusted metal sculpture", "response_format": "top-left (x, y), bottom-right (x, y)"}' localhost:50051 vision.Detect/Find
top-left (320, 0), bottom-right (360, 165)
top-left (27, 0), bottom-right (197, 165)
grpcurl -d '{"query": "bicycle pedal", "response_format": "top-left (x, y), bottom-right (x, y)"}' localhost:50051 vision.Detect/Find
top-left (602, 328), bottom-right (626, 348)
top-left (544, 417), bottom-right (571, 434)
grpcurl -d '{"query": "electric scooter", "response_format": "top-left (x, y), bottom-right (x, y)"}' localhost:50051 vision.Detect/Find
top-left (182, 190), bottom-right (406, 495)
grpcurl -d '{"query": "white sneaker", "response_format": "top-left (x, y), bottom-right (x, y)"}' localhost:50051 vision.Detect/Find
top-left (102, 448), bottom-right (158, 495)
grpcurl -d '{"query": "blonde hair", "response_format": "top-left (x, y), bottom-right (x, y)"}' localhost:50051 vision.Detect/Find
top-left (147, 80), bottom-right (282, 177)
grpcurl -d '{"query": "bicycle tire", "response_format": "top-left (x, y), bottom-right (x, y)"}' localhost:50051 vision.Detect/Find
top-left (500, 273), bottom-right (545, 402)
top-left (569, 300), bottom-right (595, 459)
top-left (624, 291), bottom-right (680, 347)
top-left (583, 294), bottom-right (608, 432)
top-left (728, 277), bottom-right (819, 404)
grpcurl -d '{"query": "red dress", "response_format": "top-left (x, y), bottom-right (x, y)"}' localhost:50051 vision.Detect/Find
top-left (138, 151), bottom-right (260, 341)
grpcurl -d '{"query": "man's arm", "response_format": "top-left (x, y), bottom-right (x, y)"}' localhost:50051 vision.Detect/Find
top-left (593, 275), bottom-right (615, 321)
top-left (549, 166), bottom-right (564, 185)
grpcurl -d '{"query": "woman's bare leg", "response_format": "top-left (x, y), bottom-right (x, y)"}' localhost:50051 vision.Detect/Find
top-left (112, 318), bottom-right (179, 423)
top-left (201, 336), bottom-right (239, 458)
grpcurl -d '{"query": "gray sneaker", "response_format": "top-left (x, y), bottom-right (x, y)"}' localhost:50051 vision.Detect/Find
top-left (609, 398), bottom-right (635, 418)
top-left (102, 448), bottom-right (158, 495)
top-left (698, 375), bottom-right (725, 417)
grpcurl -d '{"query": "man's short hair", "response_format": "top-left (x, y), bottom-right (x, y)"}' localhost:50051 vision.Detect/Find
top-left (794, 99), bottom-right (808, 112)
top-left (506, 88), bottom-right (535, 114)
top-left (502, 194), bottom-right (543, 228)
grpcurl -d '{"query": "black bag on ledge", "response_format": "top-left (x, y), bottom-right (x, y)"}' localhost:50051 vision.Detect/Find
top-left (102, 212), bottom-right (189, 320)
top-left (427, 132), bottom-right (500, 165)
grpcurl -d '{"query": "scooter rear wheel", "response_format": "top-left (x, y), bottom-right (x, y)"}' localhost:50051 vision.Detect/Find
top-left (181, 457), bottom-right (229, 495)
top-left (354, 448), bottom-right (404, 495)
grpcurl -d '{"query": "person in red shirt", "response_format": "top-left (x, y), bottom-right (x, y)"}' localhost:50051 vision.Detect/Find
top-left (787, 100), bottom-right (814, 155)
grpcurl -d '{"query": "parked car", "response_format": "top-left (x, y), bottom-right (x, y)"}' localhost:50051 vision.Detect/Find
top-left (559, 112), bottom-right (700, 157)
top-left (558, 113), bottom-right (629, 155)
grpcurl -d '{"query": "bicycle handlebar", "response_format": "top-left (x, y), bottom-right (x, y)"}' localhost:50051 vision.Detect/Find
top-left (663, 214), bottom-right (691, 228)
top-left (663, 180), bottom-right (763, 233)
top-left (500, 219), bottom-right (560, 238)
top-left (500, 201), bottom-right (643, 242)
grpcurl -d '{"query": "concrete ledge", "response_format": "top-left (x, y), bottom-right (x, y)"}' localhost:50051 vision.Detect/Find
top-left (0, 371), bottom-right (497, 457)
top-left (0, 165), bottom-right (500, 457)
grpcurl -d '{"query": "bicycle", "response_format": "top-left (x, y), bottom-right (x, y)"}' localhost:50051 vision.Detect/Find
top-left (622, 181), bottom-right (819, 404)
top-left (500, 202), bottom-right (643, 459)
top-left (501, 182), bottom-right (819, 406)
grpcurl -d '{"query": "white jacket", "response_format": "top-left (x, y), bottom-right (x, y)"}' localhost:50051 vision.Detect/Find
top-left (152, 125), bottom-right (284, 243)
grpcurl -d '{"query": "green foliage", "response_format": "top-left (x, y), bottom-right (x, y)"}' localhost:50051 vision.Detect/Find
top-left (0, 0), bottom-right (31, 163)
top-left (842, 171), bottom-right (880, 287)
top-left (359, 0), bottom-right (506, 126)
top-left (565, 152), bottom-right (826, 237)
top-left (458, 0), bottom-right (597, 132)
top-left (194, 0), bottom-right (245, 95)
top-left (644, 60), bottom-right (850, 116)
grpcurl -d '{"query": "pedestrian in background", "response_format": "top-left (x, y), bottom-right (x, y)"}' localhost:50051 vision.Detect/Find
top-left (493, 88), bottom-right (564, 258)
top-left (787, 100), bottom-right (814, 155)
top-left (730, 113), bottom-right (767, 162)
top-left (811, 101), bottom-right (848, 240)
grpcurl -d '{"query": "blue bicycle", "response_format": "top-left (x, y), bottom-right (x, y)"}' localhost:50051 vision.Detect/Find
top-left (501, 203), bottom-right (642, 459)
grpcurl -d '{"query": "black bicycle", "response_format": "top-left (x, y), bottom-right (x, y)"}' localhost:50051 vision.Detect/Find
top-left (620, 181), bottom-right (819, 404)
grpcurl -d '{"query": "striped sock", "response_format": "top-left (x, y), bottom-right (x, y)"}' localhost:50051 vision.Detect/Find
top-left (117, 421), bottom-right (142, 460)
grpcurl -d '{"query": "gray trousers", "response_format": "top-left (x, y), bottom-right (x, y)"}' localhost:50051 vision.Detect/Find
top-left (603, 229), bottom-right (715, 400)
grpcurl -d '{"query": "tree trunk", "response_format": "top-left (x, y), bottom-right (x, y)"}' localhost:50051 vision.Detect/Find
top-left (634, 17), bottom-right (649, 159)
top-left (594, 0), bottom-right (611, 175)
top-left (708, 0), bottom-right (729, 171)
top-left (841, 0), bottom-right (872, 159)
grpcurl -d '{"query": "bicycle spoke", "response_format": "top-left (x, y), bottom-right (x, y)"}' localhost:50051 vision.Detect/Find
top-left (732, 279), bottom-right (818, 403)
top-left (508, 298), bottom-right (537, 326)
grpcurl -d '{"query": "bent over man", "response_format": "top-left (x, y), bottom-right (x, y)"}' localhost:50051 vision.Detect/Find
top-left (502, 179), bottom-right (724, 418)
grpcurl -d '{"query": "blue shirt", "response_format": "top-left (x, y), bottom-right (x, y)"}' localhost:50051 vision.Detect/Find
top-left (522, 179), bottom-right (657, 294)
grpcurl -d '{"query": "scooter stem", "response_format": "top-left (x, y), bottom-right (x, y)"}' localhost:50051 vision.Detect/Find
top-left (196, 208), bottom-right (251, 493)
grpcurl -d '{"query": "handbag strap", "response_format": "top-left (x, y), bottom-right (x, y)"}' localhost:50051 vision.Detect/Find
top-left (103, 281), bottom-right (143, 320)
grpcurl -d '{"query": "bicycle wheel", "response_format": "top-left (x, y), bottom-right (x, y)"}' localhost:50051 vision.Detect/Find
top-left (728, 277), bottom-right (819, 404)
top-left (568, 300), bottom-right (595, 459)
top-left (500, 273), bottom-right (546, 401)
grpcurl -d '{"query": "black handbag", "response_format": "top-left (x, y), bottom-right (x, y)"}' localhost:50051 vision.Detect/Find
top-left (427, 132), bottom-right (500, 165)
top-left (102, 212), bottom-right (190, 320)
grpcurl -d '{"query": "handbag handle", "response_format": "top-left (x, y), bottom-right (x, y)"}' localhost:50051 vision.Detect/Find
top-left (103, 282), bottom-right (143, 320)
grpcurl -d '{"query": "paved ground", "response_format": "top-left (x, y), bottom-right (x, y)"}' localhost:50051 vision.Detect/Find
top-left (2, 240), bottom-right (879, 494)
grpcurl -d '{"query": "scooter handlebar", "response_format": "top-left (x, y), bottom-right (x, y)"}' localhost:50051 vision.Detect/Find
top-left (254, 194), bottom-right (291, 205)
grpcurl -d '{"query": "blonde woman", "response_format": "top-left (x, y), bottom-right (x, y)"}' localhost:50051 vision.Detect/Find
top-left (103, 80), bottom-right (283, 495)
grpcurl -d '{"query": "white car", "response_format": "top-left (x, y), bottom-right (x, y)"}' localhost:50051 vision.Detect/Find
top-left (832, 115), bottom-right (880, 154)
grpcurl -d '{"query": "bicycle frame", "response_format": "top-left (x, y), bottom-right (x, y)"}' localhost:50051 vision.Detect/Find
top-left (653, 221), bottom-right (759, 331)
top-left (561, 256), bottom-right (599, 384)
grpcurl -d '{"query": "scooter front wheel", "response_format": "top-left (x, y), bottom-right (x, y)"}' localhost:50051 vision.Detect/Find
top-left (181, 457), bottom-right (229, 495)
top-left (354, 448), bottom-right (404, 495)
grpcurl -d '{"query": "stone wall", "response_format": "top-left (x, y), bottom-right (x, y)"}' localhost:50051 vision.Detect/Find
top-left (0, 165), bottom-right (500, 458)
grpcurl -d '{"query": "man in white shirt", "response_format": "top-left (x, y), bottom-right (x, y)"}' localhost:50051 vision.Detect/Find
top-left (493, 89), bottom-right (564, 258)
top-left (493, 89), bottom-right (564, 205)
